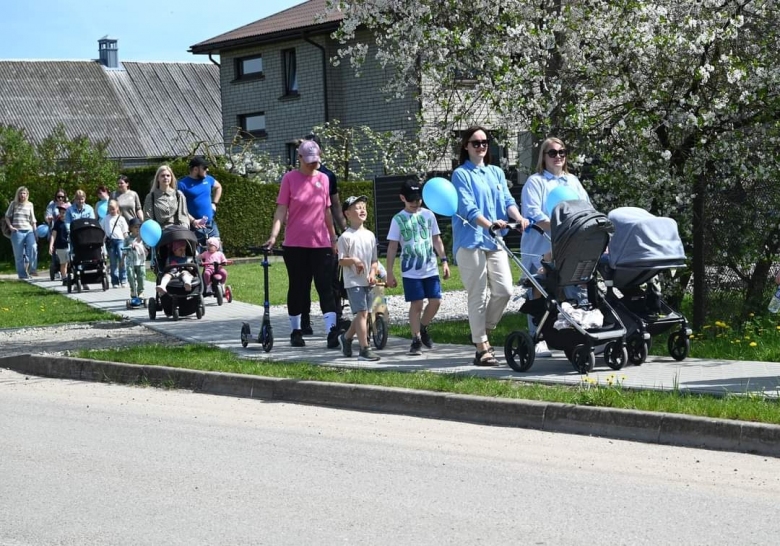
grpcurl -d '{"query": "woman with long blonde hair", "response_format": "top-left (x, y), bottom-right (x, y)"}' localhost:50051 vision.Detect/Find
top-left (142, 165), bottom-right (190, 228)
top-left (4, 186), bottom-right (38, 279)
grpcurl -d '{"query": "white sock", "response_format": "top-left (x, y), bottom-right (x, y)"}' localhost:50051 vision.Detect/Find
top-left (289, 314), bottom-right (301, 331)
top-left (324, 312), bottom-right (337, 332)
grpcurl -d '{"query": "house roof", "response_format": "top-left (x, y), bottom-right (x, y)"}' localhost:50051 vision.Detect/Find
top-left (0, 60), bottom-right (223, 161)
top-left (190, 0), bottom-right (343, 54)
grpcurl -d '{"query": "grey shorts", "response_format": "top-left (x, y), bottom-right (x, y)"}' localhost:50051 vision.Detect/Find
top-left (55, 249), bottom-right (69, 264)
top-left (346, 285), bottom-right (372, 314)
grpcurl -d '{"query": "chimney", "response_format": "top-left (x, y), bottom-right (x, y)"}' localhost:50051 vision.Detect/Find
top-left (98, 36), bottom-right (119, 68)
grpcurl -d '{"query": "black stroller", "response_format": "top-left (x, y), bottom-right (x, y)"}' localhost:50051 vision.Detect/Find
top-left (66, 218), bottom-right (109, 293)
top-left (501, 200), bottom-right (627, 374)
top-left (148, 226), bottom-right (205, 321)
top-left (599, 207), bottom-right (692, 364)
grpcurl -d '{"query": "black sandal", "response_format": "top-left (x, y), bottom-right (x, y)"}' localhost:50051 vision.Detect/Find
top-left (473, 349), bottom-right (499, 367)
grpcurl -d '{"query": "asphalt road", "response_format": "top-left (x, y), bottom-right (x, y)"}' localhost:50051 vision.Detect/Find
top-left (2, 370), bottom-right (779, 546)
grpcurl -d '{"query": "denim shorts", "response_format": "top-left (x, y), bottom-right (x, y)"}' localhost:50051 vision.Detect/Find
top-left (402, 275), bottom-right (442, 302)
top-left (346, 285), bottom-right (372, 313)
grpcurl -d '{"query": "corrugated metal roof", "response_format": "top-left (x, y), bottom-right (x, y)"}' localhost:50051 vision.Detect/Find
top-left (0, 60), bottom-right (223, 161)
top-left (190, 0), bottom-right (343, 53)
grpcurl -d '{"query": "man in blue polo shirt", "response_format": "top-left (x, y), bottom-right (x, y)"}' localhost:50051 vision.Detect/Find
top-left (179, 156), bottom-right (223, 247)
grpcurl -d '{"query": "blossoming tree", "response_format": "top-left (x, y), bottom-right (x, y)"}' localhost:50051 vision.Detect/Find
top-left (327, 0), bottom-right (780, 324)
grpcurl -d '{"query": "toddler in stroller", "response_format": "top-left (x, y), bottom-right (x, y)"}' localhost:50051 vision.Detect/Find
top-left (148, 226), bottom-right (204, 321)
top-left (501, 199), bottom-right (627, 374)
top-left (599, 207), bottom-right (692, 364)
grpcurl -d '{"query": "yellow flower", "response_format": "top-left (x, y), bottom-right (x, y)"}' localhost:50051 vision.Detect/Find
top-left (749, 312), bottom-right (755, 317)
top-left (744, 335), bottom-right (750, 340)
top-left (735, 339), bottom-right (741, 343)
top-left (750, 341), bottom-right (758, 347)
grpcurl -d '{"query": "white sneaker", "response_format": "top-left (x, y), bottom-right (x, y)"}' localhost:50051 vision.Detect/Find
top-left (535, 340), bottom-right (553, 357)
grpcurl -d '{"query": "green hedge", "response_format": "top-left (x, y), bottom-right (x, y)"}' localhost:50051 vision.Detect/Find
top-left (123, 163), bottom-right (375, 256)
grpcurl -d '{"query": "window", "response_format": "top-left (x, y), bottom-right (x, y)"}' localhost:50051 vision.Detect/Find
top-left (286, 143), bottom-right (299, 168)
top-left (235, 55), bottom-right (263, 80)
top-left (238, 112), bottom-right (266, 137)
top-left (282, 48), bottom-right (298, 96)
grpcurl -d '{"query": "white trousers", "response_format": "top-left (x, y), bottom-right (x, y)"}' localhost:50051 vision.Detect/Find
top-left (456, 247), bottom-right (514, 344)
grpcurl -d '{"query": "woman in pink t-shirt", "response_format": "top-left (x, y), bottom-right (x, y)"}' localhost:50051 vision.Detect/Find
top-left (264, 140), bottom-right (340, 349)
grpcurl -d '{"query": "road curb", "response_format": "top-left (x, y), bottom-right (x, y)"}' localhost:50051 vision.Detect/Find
top-left (2, 354), bottom-right (779, 458)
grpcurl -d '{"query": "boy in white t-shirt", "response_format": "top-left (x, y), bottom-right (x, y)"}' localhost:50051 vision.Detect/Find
top-left (337, 195), bottom-right (380, 362)
top-left (386, 180), bottom-right (450, 355)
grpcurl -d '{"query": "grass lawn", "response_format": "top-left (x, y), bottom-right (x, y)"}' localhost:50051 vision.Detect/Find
top-left (0, 280), bottom-right (116, 328)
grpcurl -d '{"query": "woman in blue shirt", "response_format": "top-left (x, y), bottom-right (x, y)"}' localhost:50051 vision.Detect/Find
top-left (451, 126), bottom-right (528, 366)
top-left (520, 137), bottom-right (590, 356)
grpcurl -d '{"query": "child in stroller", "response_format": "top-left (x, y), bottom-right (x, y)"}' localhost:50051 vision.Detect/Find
top-left (599, 207), bottom-right (692, 364)
top-left (148, 226), bottom-right (204, 321)
top-left (501, 199), bottom-right (627, 374)
top-left (197, 236), bottom-right (233, 305)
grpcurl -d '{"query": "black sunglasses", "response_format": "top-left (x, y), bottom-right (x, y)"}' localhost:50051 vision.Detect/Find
top-left (56, 195), bottom-right (66, 199)
top-left (469, 140), bottom-right (490, 148)
top-left (545, 149), bottom-right (567, 158)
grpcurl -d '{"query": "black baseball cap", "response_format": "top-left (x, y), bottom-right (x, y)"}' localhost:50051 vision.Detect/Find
top-left (400, 179), bottom-right (423, 201)
top-left (189, 156), bottom-right (208, 169)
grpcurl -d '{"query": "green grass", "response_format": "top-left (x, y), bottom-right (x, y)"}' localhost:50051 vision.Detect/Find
top-left (78, 343), bottom-right (780, 425)
top-left (0, 280), bottom-right (117, 328)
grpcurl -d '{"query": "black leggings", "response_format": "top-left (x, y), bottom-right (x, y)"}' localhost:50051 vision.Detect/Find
top-left (283, 246), bottom-right (337, 316)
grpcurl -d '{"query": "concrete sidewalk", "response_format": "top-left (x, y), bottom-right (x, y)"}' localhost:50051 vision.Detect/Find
top-left (24, 276), bottom-right (780, 398)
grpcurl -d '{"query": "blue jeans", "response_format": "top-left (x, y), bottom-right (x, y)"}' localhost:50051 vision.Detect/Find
top-left (192, 220), bottom-right (219, 250)
top-left (11, 229), bottom-right (37, 279)
top-left (106, 238), bottom-right (124, 286)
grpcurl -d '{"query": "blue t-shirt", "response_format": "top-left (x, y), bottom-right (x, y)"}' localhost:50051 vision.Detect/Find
top-left (52, 219), bottom-right (69, 249)
top-left (178, 175), bottom-right (215, 223)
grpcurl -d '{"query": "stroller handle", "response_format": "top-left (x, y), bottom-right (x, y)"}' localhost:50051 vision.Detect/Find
top-left (488, 221), bottom-right (541, 237)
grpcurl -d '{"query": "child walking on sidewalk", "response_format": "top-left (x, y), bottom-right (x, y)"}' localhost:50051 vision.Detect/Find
top-left (385, 180), bottom-right (450, 355)
top-left (123, 218), bottom-right (147, 304)
top-left (337, 195), bottom-right (380, 362)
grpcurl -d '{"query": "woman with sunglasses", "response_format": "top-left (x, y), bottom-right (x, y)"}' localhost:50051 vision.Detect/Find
top-left (44, 189), bottom-right (70, 227)
top-left (520, 137), bottom-right (590, 356)
top-left (452, 126), bottom-right (529, 367)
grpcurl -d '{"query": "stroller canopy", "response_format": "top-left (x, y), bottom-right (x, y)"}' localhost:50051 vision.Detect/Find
top-left (607, 207), bottom-right (685, 269)
top-left (550, 200), bottom-right (614, 285)
top-left (70, 218), bottom-right (104, 247)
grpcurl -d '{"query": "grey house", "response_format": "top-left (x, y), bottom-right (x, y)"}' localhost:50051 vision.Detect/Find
top-left (189, 0), bottom-right (419, 176)
top-left (0, 38), bottom-right (223, 167)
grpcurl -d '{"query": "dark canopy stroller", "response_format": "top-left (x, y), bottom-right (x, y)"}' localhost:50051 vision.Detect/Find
top-left (147, 225), bottom-right (204, 321)
top-left (599, 207), bottom-right (691, 364)
top-left (500, 200), bottom-right (627, 374)
top-left (67, 218), bottom-right (109, 293)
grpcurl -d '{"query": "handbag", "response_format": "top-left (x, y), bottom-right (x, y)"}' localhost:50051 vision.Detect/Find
top-left (2, 203), bottom-right (15, 239)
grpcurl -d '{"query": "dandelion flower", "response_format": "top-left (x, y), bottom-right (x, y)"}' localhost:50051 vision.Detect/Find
top-left (750, 341), bottom-right (757, 347)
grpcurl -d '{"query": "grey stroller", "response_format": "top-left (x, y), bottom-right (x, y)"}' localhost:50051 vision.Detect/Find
top-left (599, 207), bottom-right (692, 364)
top-left (498, 200), bottom-right (628, 374)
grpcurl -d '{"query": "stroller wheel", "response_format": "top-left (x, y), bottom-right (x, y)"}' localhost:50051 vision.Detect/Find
top-left (148, 298), bottom-right (157, 320)
top-left (627, 337), bottom-right (649, 365)
top-left (172, 307), bottom-right (180, 321)
top-left (603, 342), bottom-right (627, 370)
top-left (667, 331), bottom-right (690, 361)
top-left (572, 344), bottom-right (595, 374)
top-left (241, 322), bottom-right (251, 348)
top-left (504, 331), bottom-right (535, 372)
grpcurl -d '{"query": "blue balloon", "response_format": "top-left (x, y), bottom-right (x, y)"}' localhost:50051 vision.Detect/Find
top-left (422, 177), bottom-right (458, 216)
top-left (544, 185), bottom-right (580, 217)
top-left (96, 200), bottom-right (108, 219)
top-left (140, 220), bottom-right (162, 247)
top-left (36, 225), bottom-right (50, 239)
